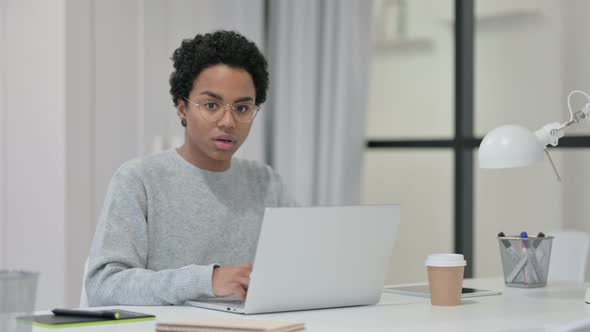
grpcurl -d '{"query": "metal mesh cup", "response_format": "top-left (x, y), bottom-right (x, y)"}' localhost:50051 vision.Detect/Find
top-left (0, 271), bottom-right (39, 332)
top-left (498, 236), bottom-right (553, 288)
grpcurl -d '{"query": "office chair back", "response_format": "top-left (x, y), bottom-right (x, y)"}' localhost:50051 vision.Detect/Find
top-left (79, 259), bottom-right (89, 307)
top-left (547, 230), bottom-right (590, 282)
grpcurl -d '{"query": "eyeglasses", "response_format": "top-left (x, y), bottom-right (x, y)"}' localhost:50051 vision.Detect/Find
top-left (183, 97), bottom-right (260, 124)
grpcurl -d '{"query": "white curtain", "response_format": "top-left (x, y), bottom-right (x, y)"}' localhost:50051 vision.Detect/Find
top-left (268, 0), bottom-right (374, 206)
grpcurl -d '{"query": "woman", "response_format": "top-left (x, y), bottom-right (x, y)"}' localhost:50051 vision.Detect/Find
top-left (85, 30), bottom-right (295, 306)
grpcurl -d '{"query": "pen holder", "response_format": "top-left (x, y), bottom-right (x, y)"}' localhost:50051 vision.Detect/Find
top-left (497, 236), bottom-right (553, 288)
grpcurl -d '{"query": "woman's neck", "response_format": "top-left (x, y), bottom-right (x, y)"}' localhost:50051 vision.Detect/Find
top-left (176, 144), bottom-right (230, 172)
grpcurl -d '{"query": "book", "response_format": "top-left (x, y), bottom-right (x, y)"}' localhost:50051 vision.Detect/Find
top-left (156, 318), bottom-right (305, 332)
top-left (19, 309), bottom-right (155, 328)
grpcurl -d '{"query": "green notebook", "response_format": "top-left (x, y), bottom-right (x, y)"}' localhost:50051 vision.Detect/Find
top-left (19, 309), bottom-right (155, 329)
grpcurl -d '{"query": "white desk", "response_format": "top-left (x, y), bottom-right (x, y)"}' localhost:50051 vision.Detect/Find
top-left (33, 278), bottom-right (590, 332)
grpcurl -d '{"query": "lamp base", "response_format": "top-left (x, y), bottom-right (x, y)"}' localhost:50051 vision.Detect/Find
top-left (585, 287), bottom-right (590, 304)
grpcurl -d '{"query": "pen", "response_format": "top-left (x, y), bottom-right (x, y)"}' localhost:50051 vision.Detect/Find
top-left (52, 309), bottom-right (120, 320)
top-left (520, 231), bottom-right (529, 283)
top-left (529, 232), bottom-right (546, 282)
top-left (500, 231), bottom-right (528, 283)
top-left (520, 231), bottom-right (529, 253)
top-left (532, 232), bottom-right (545, 248)
top-left (498, 232), bottom-right (521, 265)
top-left (519, 231), bottom-right (541, 283)
top-left (506, 253), bottom-right (528, 283)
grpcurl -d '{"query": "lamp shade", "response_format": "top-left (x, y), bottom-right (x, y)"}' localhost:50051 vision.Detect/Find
top-left (478, 124), bottom-right (545, 169)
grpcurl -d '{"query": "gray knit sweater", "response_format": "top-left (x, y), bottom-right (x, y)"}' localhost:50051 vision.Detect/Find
top-left (85, 149), bottom-right (295, 306)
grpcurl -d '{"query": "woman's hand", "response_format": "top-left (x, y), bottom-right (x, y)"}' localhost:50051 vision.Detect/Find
top-left (212, 263), bottom-right (252, 300)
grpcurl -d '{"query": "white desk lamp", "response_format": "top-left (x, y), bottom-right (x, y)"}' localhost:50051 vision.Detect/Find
top-left (478, 90), bottom-right (590, 303)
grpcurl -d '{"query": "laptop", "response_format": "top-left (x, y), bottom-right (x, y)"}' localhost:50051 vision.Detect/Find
top-left (186, 205), bottom-right (400, 314)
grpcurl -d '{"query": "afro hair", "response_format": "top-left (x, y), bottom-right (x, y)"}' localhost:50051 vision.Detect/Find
top-left (169, 30), bottom-right (269, 107)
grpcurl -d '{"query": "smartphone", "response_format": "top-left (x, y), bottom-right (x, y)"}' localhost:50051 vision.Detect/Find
top-left (383, 285), bottom-right (502, 298)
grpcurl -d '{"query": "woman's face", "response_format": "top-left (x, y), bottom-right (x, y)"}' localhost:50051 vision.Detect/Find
top-left (178, 64), bottom-right (256, 170)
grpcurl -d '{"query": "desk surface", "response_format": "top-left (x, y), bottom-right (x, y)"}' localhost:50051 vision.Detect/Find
top-left (33, 278), bottom-right (590, 332)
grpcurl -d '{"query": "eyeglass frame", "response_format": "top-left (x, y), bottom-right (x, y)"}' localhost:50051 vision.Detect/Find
top-left (183, 96), bottom-right (260, 124)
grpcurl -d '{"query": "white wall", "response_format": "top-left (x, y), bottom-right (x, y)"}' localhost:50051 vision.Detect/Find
top-left (367, 0), bottom-right (453, 140)
top-left (364, 0), bottom-right (454, 285)
top-left (474, 0), bottom-right (563, 137)
top-left (93, 0), bottom-right (144, 215)
top-left (561, 0), bottom-right (590, 280)
top-left (0, 0), bottom-right (5, 269)
top-left (473, 0), bottom-right (590, 279)
top-left (139, 0), bottom-right (266, 165)
top-left (5, 0), bottom-right (588, 310)
top-left (362, 150), bottom-right (454, 284)
top-left (364, 0), bottom-right (584, 282)
top-left (474, 0), bottom-right (564, 278)
top-left (64, 0), bottom-right (94, 307)
top-left (1, 0), bottom-right (67, 308)
top-left (86, 0), bottom-right (266, 307)
top-left (1, 0), bottom-right (266, 309)
top-left (89, 0), bottom-right (266, 249)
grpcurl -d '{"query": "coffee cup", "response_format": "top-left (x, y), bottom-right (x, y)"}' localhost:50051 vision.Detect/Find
top-left (425, 254), bottom-right (466, 306)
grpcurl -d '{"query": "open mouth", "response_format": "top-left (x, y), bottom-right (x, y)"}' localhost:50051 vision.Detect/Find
top-left (213, 137), bottom-right (236, 150)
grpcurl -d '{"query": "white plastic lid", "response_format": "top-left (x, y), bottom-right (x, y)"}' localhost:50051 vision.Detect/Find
top-left (425, 254), bottom-right (467, 267)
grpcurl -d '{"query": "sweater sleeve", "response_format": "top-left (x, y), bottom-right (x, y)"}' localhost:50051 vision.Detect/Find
top-left (85, 165), bottom-right (217, 306)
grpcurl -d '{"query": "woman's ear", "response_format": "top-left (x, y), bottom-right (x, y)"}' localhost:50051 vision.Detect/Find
top-left (177, 99), bottom-right (187, 118)
top-left (177, 100), bottom-right (188, 127)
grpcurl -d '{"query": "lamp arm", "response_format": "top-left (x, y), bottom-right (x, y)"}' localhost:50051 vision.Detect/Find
top-left (578, 102), bottom-right (590, 124)
top-left (534, 102), bottom-right (590, 147)
top-left (533, 123), bottom-right (564, 182)
top-left (534, 123), bottom-right (564, 147)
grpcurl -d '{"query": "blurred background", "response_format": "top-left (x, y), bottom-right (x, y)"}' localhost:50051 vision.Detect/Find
top-left (1, 0), bottom-right (590, 309)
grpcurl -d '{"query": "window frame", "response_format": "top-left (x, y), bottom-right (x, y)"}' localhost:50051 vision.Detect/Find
top-left (365, 0), bottom-right (590, 277)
